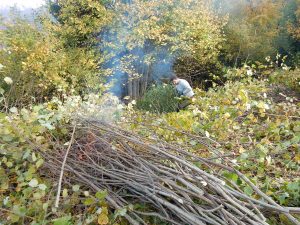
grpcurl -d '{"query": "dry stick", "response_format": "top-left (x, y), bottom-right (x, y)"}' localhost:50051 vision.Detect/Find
top-left (70, 140), bottom-right (216, 224)
top-left (84, 128), bottom-right (246, 214)
top-left (120, 120), bottom-right (298, 216)
top-left (158, 133), bottom-right (299, 217)
top-left (95, 125), bottom-right (225, 184)
top-left (54, 124), bottom-right (77, 208)
top-left (45, 123), bottom-right (300, 224)
top-left (64, 164), bottom-right (141, 225)
top-left (105, 126), bottom-right (297, 213)
top-left (0, 207), bottom-right (35, 220)
top-left (215, 185), bottom-right (270, 225)
top-left (234, 169), bottom-right (300, 225)
top-left (147, 122), bottom-right (300, 223)
top-left (80, 154), bottom-right (205, 224)
top-left (224, 177), bottom-right (267, 222)
top-left (71, 149), bottom-right (179, 214)
top-left (288, 208), bottom-right (300, 214)
top-left (135, 211), bottom-right (182, 225)
top-left (22, 126), bottom-right (206, 223)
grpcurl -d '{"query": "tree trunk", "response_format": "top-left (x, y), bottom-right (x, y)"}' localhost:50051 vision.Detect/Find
top-left (136, 79), bottom-right (140, 98)
top-left (128, 79), bottom-right (133, 98)
top-left (132, 79), bottom-right (137, 99)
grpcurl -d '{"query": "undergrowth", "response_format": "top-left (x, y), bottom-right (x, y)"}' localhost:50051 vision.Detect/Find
top-left (136, 84), bottom-right (178, 113)
top-left (125, 69), bottom-right (300, 224)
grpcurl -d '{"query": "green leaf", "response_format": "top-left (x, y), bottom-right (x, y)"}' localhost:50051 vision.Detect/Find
top-left (41, 122), bottom-right (55, 130)
top-left (244, 186), bottom-right (253, 196)
top-left (223, 172), bottom-right (239, 184)
top-left (32, 152), bottom-right (37, 162)
top-left (2, 135), bottom-right (13, 142)
top-left (36, 158), bottom-right (44, 168)
top-left (287, 182), bottom-right (300, 192)
top-left (115, 207), bottom-right (127, 217)
top-left (53, 215), bottom-right (72, 225)
top-left (9, 107), bottom-right (18, 113)
top-left (293, 125), bottom-right (300, 132)
top-left (63, 188), bottom-right (68, 198)
top-left (95, 190), bottom-right (107, 200)
top-left (190, 140), bottom-right (197, 146)
top-left (23, 150), bottom-right (31, 159)
top-left (278, 192), bottom-right (289, 205)
top-left (84, 198), bottom-right (95, 205)
top-left (28, 178), bottom-right (39, 187)
top-left (38, 184), bottom-right (47, 191)
top-left (33, 192), bottom-right (42, 199)
top-left (72, 185), bottom-right (80, 192)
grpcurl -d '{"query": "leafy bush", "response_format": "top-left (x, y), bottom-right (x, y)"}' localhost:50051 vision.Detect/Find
top-left (0, 12), bottom-right (101, 109)
top-left (217, 0), bottom-right (300, 66)
top-left (51, 0), bottom-right (112, 47)
top-left (136, 84), bottom-right (178, 113)
top-left (269, 68), bottom-right (300, 92)
top-left (102, 0), bottom-right (225, 96)
top-left (0, 91), bottom-right (121, 224)
top-left (129, 77), bottom-right (300, 210)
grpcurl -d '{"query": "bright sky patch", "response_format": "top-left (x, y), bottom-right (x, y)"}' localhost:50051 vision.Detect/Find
top-left (0, 0), bottom-right (45, 9)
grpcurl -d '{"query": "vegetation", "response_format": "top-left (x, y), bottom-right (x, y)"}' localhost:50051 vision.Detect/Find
top-left (0, 12), bottom-right (101, 108)
top-left (0, 0), bottom-right (299, 224)
top-left (136, 84), bottom-right (178, 113)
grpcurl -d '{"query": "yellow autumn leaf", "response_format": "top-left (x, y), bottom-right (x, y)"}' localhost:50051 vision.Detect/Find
top-left (295, 154), bottom-right (300, 164)
top-left (98, 213), bottom-right (109, 225)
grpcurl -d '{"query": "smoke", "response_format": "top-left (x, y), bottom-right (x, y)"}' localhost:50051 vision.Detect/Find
top-left (212, 0), bottom-right (266, 16)
top-left (100, 0), bottom-right (224, 98)
top-left (99, 1), bottom-right (177, 98)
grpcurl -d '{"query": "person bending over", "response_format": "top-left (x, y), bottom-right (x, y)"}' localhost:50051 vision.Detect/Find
top-left (170, 75), bottom-right (194, 110)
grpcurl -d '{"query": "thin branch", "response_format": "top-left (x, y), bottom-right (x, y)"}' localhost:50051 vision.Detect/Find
top-left (54, 123), bottom-right (77, 208)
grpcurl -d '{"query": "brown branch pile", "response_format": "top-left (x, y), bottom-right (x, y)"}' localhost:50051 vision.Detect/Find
top-left (42, 120), bottom-right (300, 225)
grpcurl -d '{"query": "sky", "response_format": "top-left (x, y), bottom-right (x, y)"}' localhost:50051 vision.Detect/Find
top-left (0, 0), bottom-right (45, 9)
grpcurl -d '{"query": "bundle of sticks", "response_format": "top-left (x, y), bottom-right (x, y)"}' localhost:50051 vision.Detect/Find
top-left (42, 119), bottom-right (300, 225)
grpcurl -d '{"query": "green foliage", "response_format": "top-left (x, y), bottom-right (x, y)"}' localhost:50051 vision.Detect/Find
top-left (52, 0), bottom-right (112, 47)
top-left (136, 84), bottom-right (178, 113)
top-left (0, 12), bottom-right (101, 108)
top-left (103, 0), bottom-right (225, 82)
top-left (286, 0), bottom-right (300, 41)
top-left (127, 67), bottom-right (300, 208)
top-left (216, 0), bottom-right (300, 66)
top-left (52, 216), bottom-right (72, 225)
top-left (269, 68), bottom-right (300, 92)
top-left (0, 91), bottom-right (118, 224)
top-left (0, 106), bottom-right (57, 224)
top-left (219, 0), bottom-right (283, 63)
top-left (1, 1), bottom-right (300, 224)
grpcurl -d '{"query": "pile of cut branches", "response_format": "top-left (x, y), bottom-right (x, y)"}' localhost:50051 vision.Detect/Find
top-left (41, 120), bottom-right (300, 225)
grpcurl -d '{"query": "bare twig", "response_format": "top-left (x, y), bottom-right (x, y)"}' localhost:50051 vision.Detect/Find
top-left (54, 123), bottom-right (77, 208)
top-left (36, 119), bottom-right (300, 225)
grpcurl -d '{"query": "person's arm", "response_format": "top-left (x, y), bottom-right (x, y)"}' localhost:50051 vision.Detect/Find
top-left (175, 82), bottom-right (183, 96)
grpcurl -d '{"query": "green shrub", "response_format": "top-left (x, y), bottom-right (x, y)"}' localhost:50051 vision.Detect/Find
top-left (0, 12), bottom-right (101, 109)
top-left (269, 68), bottom-right (300, 92)
top-left (136, 84), bottom-right (178, 113)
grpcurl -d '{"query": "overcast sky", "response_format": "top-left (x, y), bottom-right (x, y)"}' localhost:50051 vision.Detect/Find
top-left (0, 0), bottom-right (45, 9)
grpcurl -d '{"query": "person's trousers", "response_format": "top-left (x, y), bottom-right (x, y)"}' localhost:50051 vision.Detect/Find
top-left (178, 98), bottom-right (192, 110)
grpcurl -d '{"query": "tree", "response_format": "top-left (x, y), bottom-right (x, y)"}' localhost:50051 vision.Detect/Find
top-left (0, 11), bottom-right (100, 108)
top-left (217, 0), bottom-right (284, 65)
top-left (102, 0), bottom-right (225, 98)
top-left (287, 0), bottom-right (300, 41)
top-left (49, 0), bottom-right (112, 48)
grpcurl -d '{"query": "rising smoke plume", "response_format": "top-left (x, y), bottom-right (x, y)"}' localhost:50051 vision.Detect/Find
top-left (100, 0), bottom-right (224, 99)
